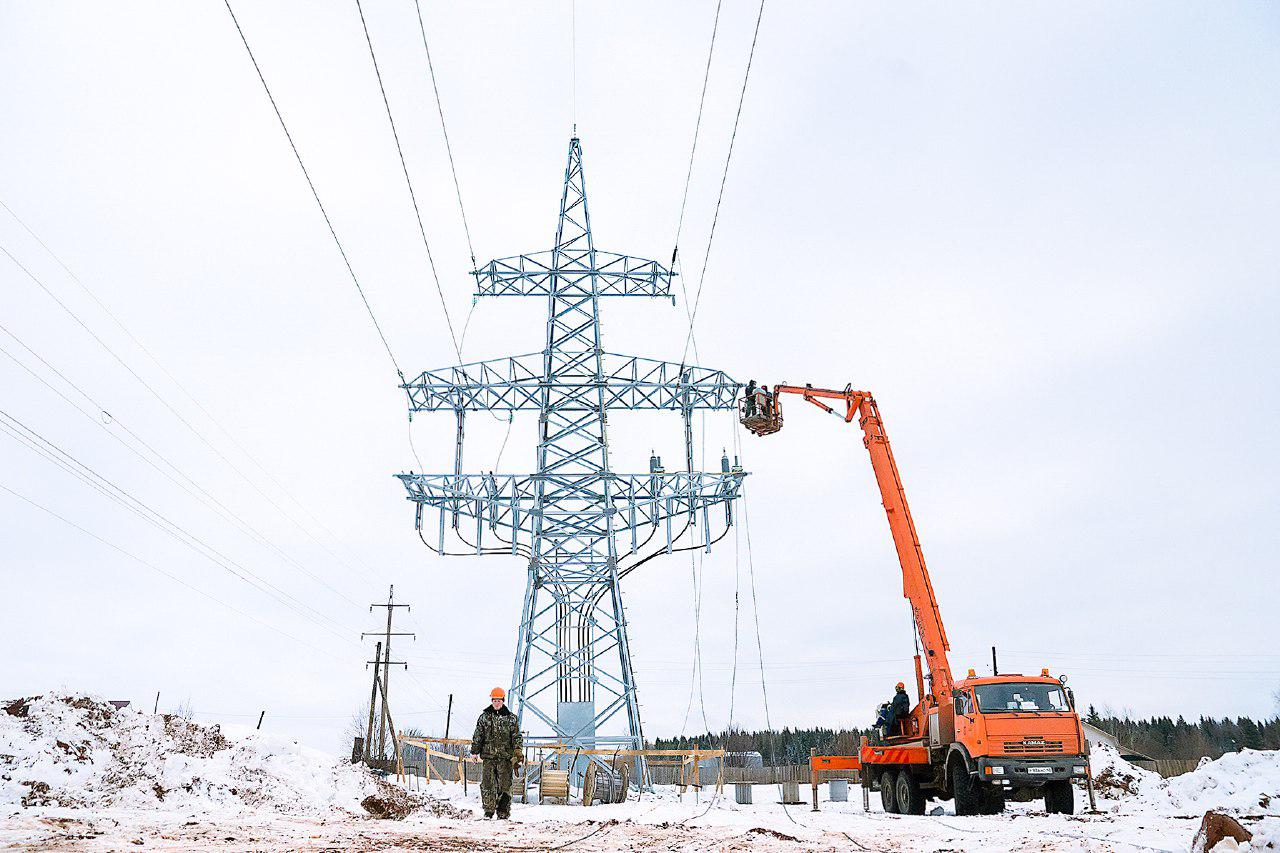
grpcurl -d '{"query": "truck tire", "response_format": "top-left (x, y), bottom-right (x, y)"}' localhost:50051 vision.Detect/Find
top-left (879, 770), bottom-right (899, 813)
top-left (895, 769), bottom-right (926, 815)
top-left (979, 786), bottom-right (1005, 814)
top-left (950, 756), bottom-right (980, 816)
top-left (1044, 779), bottom-right (1075, 815)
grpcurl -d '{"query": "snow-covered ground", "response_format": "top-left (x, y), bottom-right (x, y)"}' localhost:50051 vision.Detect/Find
top-left (3, 694), bottom-right (1277, 850)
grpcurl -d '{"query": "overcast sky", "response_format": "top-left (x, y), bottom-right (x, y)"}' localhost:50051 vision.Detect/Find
top-left (2, 1), bottom-right (1277, 753)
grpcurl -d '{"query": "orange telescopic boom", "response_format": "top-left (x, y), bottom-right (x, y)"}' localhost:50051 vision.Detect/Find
top-left (741, 384), bottom-right (954, 707)
top-left (744, 382), bottom-right (1091, 817)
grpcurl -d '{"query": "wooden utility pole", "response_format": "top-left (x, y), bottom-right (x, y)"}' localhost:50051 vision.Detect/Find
top-left (991, 645), bottom-right (999, 676)
top-left (256, 711), bottom-right (265, 730)
top-left (444, 693), bottom-right (453, 739)
top-left (364, 641), bottom-right (382, 762)
top-left (362, 587), bottom-right (412, 762)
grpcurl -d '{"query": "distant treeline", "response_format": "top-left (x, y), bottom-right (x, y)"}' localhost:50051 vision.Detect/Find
top-left (651, 727), bottom-right (873, 766)
top-left (651, 709), bottom-right (1280, 763)
top-left (1084, 707), bottom-right (1280, 760)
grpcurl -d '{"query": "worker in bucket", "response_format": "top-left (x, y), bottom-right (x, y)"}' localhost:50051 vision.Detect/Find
top-left (470, 687), bottom-right (523, 819)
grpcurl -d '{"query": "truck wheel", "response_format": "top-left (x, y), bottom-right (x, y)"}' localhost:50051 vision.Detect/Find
top-left (879, 770), bottom-right (899, 813)
top-left (979, 786), bottom-right (1005, 814)
top-left (1044, 780), bottom-right (1075, 814)
top-left (950, 757), bottom-right (979, 816)
top-left (895, 769), bottom-right (926, 815)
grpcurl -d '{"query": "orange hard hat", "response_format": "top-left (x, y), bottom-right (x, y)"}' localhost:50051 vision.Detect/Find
top-left (490, 687), bottom-right (506, 700)
top-left (896, 682), bottom-right (906, 690)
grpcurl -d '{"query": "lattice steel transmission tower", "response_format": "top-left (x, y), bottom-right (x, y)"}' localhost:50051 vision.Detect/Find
top-left (396, 138), bottom-right (744, 764)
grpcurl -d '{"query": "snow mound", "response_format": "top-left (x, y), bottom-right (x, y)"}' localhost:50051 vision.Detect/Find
top-left (0, 693), bottom-right (396, 817)
top-left (1088, 743), bottom-right (1280, 815)
top-left (1089, 742), bottom-right (1163, 801)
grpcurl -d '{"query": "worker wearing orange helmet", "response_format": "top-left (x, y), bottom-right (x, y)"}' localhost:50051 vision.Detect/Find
top-left (875, 682), bottom-right (912, 740)
top-left (471, 687), bottom-right (523, 819)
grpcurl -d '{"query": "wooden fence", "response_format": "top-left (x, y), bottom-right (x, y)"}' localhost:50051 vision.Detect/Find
top-left (647, 763), bottom-right (861, 786)
top-left (1132, 758), bottom-right (1201, 778)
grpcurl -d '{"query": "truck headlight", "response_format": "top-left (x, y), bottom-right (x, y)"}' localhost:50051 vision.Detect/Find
top-left (989, 766), bottom-right (1004, 775)
top-left (1073, 765), bottom-right (1086, 774)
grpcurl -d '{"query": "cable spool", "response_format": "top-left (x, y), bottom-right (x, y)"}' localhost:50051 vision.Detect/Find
top-left (582, 765), bottom-right (628, 805)
top-left (539, 768), bottom-right (570, 804)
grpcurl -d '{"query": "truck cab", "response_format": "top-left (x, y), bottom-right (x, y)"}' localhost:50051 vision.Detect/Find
top-left (949, 672), bottom-right (1089, 812)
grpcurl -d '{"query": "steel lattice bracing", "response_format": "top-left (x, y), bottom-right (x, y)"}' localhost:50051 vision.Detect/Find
top-left (397, 138), bottom-right (744, 769)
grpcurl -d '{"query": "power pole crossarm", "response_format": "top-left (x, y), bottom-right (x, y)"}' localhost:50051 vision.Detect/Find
top-left (363, 586), bottom-right (415, 763)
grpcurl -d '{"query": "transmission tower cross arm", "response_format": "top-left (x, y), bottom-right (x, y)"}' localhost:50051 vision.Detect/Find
top-left (396, 470), bottom-right (746, 554)
top-left (401, 352), bottom-right (741, 413)
top-left (472, 250), bottom-right (674, 298)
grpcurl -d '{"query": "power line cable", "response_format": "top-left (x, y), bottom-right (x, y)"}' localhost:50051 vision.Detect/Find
top-left (727, 479), bottom-right (743, 729)
top-left (669, 3), bottom-right (723, 367)
top-left (411, 0), bottom-right (476, 272)
top-left (0, 326), bottom-right (362, 609)
top-left (354, 0), bottom-right (462, 363)
top-left (571, 0), bottom-right (577, 132)
top-left (672, 0), bottom-right (723, 267)
top-left (0, 480), bottom-right (346, 663)
top-left (223, 0), bottom-right (403, 378)
top-left (0, 199), bottom-right (380, 588)
top-left (680, 0), bottom-right (767, 365)
top-left (1, 244), bottom-right (380, 595)
top-left (0, 409), bottom-right (358, 644)
top-left (733, 423), bottom-right (776, 759)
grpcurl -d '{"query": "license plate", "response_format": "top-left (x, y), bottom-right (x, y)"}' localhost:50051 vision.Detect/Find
top-left (1027, 767), bottom-right (1052, 775)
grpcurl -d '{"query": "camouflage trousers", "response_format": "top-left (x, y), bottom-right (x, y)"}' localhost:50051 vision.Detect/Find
top-left (481, 758), bottom-right (514, 816)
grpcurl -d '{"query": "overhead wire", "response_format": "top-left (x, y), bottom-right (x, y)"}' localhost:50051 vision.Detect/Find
top-left (223, 0), bottom-right (404, 378)
top-left (1, 243), bottom-right (378, 599)
top-left (409, 0), bottom-right (484, 358)
top-left (0, 328), bottom-right (361, 609)
top-left (727, 471), bottom-right (743, 728)
top-left (0, 481), bottom-right (346, 662)
top-left (732, 420), bottom-right (777, 765)
top-left (679, 0), bottom-right (767, 365)
top-left (411, 0), bottom-right (476, 272)
top-left (354, 0), bottom-right (462, 363)
top-left (0, 409), bottom-right (358, 644)
top-left (671, 0), bottom-right (723, 273)
top-left (0, 200), bottom-right (380, 589)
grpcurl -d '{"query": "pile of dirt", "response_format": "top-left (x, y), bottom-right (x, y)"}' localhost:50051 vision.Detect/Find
top-left (361, 777), bottom-right (427, 820)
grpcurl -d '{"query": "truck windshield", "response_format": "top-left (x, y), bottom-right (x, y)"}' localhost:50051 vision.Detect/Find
top-left (974, 682), bottom-right (1069, 713)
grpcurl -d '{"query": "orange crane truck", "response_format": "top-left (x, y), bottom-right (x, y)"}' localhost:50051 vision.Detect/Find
top-left (741, 383), bottom-right (1090, 815)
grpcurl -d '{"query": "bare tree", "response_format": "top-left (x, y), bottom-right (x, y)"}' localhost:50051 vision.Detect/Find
top-left (342, 705), bottom-right (366, 757)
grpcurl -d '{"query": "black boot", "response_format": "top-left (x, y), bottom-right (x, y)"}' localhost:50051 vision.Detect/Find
top-left (484, 811), bottom-right (494, 819)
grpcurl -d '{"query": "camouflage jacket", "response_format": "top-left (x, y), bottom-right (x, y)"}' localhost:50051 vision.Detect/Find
top-left (471, 705), bottom-right (522, 761)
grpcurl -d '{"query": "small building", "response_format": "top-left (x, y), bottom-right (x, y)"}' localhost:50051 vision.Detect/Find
top-left (725, 751), bottom-right (764, 769)
top-left (1083, 721), bottom-right (1152, 762)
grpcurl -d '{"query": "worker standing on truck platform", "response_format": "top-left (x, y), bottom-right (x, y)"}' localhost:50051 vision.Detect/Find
top-left (471, 687), bottom-right (523, 819)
